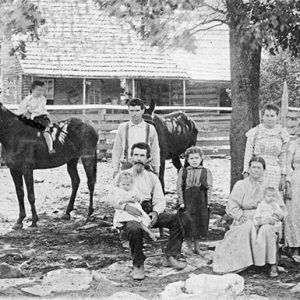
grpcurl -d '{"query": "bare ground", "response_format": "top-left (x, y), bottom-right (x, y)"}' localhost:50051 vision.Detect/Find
top-left (0, 159), bottom-right (299, 299)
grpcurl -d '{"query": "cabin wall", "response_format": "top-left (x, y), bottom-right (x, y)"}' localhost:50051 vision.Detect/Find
top-left (17, 75), bottom-right (231, 108)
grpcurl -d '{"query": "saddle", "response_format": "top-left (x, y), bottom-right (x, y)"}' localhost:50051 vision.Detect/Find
top-left (18, 115), bottom-right (46, 131)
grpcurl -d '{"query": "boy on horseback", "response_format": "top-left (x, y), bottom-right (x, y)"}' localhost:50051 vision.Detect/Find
top-left (17, 80), bottom-right (55, 154)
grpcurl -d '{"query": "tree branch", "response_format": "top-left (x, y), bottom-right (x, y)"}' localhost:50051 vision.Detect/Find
top-left (192, 22), bottom-right (225, 33)
top-left (202, 2), bottom-right (227, 15)
top-left (189, 17), bottom-right (227, 33)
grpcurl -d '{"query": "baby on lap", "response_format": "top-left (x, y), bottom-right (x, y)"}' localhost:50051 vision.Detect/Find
top-left (253, 186), bottom-right (287, 232)
top-left (111, 171), bottom-right (156, 241)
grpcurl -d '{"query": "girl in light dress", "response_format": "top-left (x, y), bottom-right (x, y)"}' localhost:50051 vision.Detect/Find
top-left (111, 171), bottom-right (156, 241)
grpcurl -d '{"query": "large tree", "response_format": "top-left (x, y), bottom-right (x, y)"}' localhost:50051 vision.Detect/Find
top-left (0, 0), bottom-right (44, 57)
top-left (97, 0), bottom-right (300, 188)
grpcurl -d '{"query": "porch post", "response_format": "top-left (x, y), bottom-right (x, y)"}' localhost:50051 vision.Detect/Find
top-left (132, 78), bottom-right (136, 98)
top-left (183, 79), bottom-right (186, 108)
top-left (83, 78), bottom-right (86, 115)
top-left (169, 80), bottom-right (172, 105)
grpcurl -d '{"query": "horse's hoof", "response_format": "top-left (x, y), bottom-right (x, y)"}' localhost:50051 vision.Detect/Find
top-left (62, 214), bottom-right (71, 221)
top-left (12, 223), bottom-right (23, 230)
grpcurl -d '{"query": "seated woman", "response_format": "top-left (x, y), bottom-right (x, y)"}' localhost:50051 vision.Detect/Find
top-left (213, 156), bottom-right (286, 277)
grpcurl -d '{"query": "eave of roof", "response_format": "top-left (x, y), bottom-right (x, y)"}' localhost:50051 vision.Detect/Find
top-left (17, 0), bottom-right (188, 80)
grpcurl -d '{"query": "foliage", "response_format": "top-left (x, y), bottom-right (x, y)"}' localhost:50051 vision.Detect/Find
top-left (260, 50), bottom-right (300, 107)
top-left (97, 0), bottom-right (300, 57)
top-left (96, 0), bottom-right (300, 188)
top-left (0, 0), bottom-right (45, 57)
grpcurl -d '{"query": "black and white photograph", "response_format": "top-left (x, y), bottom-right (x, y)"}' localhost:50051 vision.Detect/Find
top-left (0, 0), bottom-right (300, 299)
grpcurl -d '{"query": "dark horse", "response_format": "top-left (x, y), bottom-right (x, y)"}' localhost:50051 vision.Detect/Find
top-left (0, 102), bottom-right (98, 229)
top-left (143, 100), bottom-right (198, 191)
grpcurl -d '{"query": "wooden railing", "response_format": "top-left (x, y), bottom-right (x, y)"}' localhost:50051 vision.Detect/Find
top-left (1, 105), bottom-right (300, 163)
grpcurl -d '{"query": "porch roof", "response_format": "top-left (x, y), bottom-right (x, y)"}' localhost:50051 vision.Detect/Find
top-left (17, 0), bottom-right (188, 80)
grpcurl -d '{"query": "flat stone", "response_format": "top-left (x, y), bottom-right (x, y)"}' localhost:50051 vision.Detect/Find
top-left (0, 278), bottom-right (37, 291)
top-left (185, 273), bottom-right (244, 296)
top-left (0, 263), bottom-right (22, 279)
top-left (22, 268), bottom-right (93, 296)
top-left (106, 291), bottom-right (148, 300)
top-left (291, 282), bottom-right (300, 293)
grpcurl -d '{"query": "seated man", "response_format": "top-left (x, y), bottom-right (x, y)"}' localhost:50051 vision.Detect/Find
top-left (112, 142), bottom-right (186, 280)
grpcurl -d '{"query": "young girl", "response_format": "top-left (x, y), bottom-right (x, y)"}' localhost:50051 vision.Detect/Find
top-left (110, 171), bottom-right (156, 241)
top-left (253, 186), bottom-right (287, 233)
top-left (176, 146), bottom-right (213, 255)
top-left (17, 80), bottom-right (55, 154)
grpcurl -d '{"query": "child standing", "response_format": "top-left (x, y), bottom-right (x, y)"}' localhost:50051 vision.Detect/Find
top-left (254, 187), bottom-right (287, 233)
top-left (176, 146), bottom-right (213, 255)
top-left (17, 80), bottom-right (55, 154)
top-left (110, 171), bottom-right (156, 241)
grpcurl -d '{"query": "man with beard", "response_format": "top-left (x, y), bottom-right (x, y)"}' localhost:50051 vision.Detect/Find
top-left (113, 142), bottom-right (186, 280)
top-left (112, 98), bottom-right (160, 178)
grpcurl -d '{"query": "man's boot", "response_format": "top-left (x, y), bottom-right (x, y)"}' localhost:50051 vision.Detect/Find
top-left (165, 256), bottom-right (187, 270)
top-left (132, 264), bottom-right (145, 280)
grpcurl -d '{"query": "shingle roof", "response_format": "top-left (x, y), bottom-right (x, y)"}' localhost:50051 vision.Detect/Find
top-left (17, 0), bottom-right (188, 79)
top-left (171, 25), bottom-right (230, 82)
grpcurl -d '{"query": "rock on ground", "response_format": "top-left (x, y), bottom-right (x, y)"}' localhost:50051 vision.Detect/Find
top-left (160, 273), bottom-right (245, 300)
top-left (0, 263), bottom-right (22, 279)
top-left (21, 268), bottom-right (93, 296)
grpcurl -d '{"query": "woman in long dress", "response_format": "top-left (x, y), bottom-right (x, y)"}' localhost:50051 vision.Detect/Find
top-left (213, 156), bottom-right (286, 277)
top-left (243, 103), bottom-right (290, 191)
top-left (284, 129), bottom-right (300, 256)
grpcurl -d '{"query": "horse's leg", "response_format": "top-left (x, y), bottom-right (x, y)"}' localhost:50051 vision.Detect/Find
top-left (23, 168), bottom-right (39, 228)
top-left (81, 152), bottom-right (97, 218)
top-left (159, 159), bottom-right (165, 193)
top-left (172, 155), bottom-right (182, 172)
top-left (10, 169), bottom-right (26, 229)
top-left (63, 158), bottom-right (80, 220)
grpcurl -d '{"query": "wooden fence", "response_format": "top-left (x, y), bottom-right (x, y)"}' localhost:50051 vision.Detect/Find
top-left (1, 105), bottom-right (300, 164)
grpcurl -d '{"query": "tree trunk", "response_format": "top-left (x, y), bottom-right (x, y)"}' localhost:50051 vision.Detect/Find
top-left (227, 0), bottom-right (261, 190)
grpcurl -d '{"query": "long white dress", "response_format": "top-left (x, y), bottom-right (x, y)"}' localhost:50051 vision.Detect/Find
top-left (285, 139), bottom-right (300, 247)
top-left (213, 177), bottom-right (283, 274)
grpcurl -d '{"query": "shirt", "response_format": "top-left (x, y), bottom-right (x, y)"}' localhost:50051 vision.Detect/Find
top-left (176, 166), bottom-right (213, 205)
top-left (113, 167), bottom-right (166, 215)
top-left (17, 95), bottom-right (48, 119)
top-left (112, 120), bottom-right (160, 172)
top-left (243, 124), bottom-right (290, 175)
top-left (226, 177), bottom-right (265, 223)
top-left (109, 186), bottom-right (151, 228)
top-left (253, 200), bottom-right (287, 225)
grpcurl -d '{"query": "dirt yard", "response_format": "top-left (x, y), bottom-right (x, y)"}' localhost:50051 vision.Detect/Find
top-left (0, 159), bottom-right (299, 299)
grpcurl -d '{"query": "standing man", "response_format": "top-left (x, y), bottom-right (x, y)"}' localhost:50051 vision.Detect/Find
top-left (112, 142), bottom-right (186, 280)
top-left (112, 98), bottom-right (160, 178)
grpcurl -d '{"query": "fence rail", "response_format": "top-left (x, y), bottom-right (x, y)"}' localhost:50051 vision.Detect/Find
top-left (1, 105), bottom-right (300, 163)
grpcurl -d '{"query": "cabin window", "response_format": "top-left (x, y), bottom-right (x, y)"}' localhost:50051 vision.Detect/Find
top-left (42, 79), bottom-right (54, 100)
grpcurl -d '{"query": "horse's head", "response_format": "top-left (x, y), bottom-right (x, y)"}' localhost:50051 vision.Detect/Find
top-left (143, 99), bottom-right (156, 125)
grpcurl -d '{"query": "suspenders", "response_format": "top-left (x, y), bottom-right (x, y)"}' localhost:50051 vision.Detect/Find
top-left (123, 122), bottom-right (150, 161)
